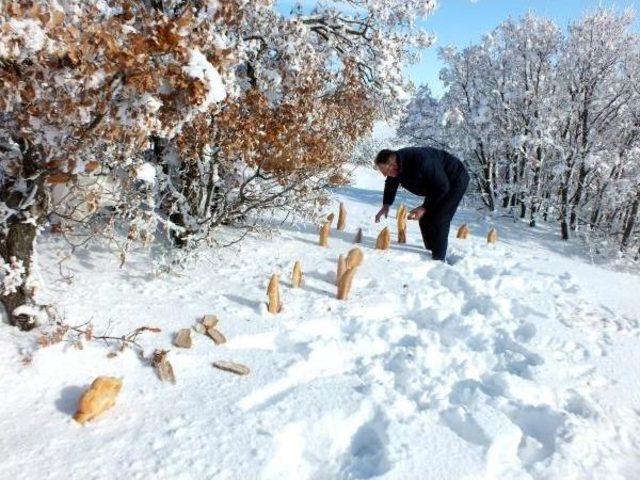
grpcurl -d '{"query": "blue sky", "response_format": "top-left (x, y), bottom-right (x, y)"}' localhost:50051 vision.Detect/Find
top-left (276, 0), bottom-right (640, 97)
top-left (411, 0), bottom-right (640, 96)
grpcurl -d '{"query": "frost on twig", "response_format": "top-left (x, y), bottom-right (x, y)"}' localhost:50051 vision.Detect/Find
top-left (37, 307), bottom-right (161, 358)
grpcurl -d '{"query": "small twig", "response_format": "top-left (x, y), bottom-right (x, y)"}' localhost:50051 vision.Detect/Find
top-left (43, 305), bottom-right (161, 354)
top-left (56, 254), bottom-right (74, 283)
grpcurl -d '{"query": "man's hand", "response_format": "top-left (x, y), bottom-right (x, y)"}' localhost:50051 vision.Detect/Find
top-left (408, 206), bottom-right (426, 221)
top-left (375, 205), bottom-right (390, 223)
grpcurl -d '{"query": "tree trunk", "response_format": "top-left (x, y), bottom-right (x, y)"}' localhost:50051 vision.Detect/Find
top-left (542, 190), bottom-right (551, 222)
top-left (569, 163), bottom-right (588, 231)
top-left (518, 152), bottom-right (527, 218)
top-left (589, 165), bottom-right (618, 227)
top-left (0, 221), bottom-right (39, 330)
top-left (502, 160), bottom-right (511, 208)
top-left (559, 182), bottom-right (570, 240)
top-left (528, 151), bottom-right (542, 227)
top-left (559, 154), bottom-right (576, 240)
top-left (478, 155), bottom-right (495, 211)
top-left (0, 142), bottom-right (46, 330)
top-left (509, 162), bottom-right (518, 208)
top-left (621, 189), bottom-right (640, 251)
top-left (590, 206), bottom-right (601, 227)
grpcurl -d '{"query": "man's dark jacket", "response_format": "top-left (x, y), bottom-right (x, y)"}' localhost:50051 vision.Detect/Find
top-left (383, 147), bottom-right (468, 219)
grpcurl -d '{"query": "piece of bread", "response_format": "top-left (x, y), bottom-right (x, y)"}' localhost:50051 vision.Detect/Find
top-left (74, 376), bottom-right (122, 425)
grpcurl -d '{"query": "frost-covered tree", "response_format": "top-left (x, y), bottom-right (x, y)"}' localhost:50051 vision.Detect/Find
top-left (1, 0), bottom-right (436, 328)
top-left (399, 9), bottom-right (640, 256)
top-left (0, 0), bottom-right (232, 328)
top-left (143, 0), bottom-right (437, 246)
top-left (554, 10), bottom-right (637, 240)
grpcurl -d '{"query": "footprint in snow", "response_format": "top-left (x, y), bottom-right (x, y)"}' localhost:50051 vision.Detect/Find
top-left (339, 410), bottom-right (391, 479)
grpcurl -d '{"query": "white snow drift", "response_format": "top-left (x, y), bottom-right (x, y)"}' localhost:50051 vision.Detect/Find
top-left (0, 168), bottom-right (638, 479)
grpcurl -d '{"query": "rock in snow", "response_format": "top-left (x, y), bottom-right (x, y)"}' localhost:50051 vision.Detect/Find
top-left (213, 361), bottom-right (250, 376)
top-left (173, 329), bottom-right (192, 349)
top-left (151, 349), bottom-right (176, 384)
top-left (206, 327), bottom-right (227, 345)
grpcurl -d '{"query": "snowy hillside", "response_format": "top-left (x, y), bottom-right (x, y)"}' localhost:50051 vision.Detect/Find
top-left (1, 167), bottom-right (639, 480)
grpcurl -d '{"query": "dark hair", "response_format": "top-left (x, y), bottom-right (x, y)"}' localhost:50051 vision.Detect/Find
top-left (375, 149), bottom-right (396, 166)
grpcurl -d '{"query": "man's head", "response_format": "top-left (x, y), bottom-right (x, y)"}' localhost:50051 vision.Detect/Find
top-left (375, 149), bottom-right (399, 178)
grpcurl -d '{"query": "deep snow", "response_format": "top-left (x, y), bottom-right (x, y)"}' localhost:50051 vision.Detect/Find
top-left (1, 167), bottom-right (639, 480)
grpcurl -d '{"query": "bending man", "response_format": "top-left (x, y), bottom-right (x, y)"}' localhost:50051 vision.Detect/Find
top-left (375, 147), bottom-right (470, 261)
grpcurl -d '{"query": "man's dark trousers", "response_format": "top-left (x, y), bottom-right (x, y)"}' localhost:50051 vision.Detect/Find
top-left (419, 167), bottom-right (469, 261)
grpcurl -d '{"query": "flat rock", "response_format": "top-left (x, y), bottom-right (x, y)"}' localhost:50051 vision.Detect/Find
top-left (213, 361), bottom-right (250, 376)
top-left (174, 329), bottom-right (192, 348)
top-left (206, 327), bottom-right (227, 345)
top-left (152, 350), bottom-right (176, 384)
top-left (202, 314), bottom-right (219, 328)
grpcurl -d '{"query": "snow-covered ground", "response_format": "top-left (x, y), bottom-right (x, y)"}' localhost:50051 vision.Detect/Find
top-left (1, 167), bottom-right (639, 480)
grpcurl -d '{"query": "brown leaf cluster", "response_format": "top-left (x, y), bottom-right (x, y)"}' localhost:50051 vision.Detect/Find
top-left (217, 64), bottom-right (375, 182)
top-left (1, 1), bottom-right (232, 182)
